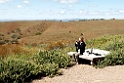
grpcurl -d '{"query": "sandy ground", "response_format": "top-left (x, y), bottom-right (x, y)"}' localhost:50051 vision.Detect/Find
top-left (32, 64), bottom-right (124, 83)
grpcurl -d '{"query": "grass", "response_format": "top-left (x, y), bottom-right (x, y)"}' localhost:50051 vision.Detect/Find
top-left (0, 20), bottom-right (124, 82)
top-left (0, 34), bottom-right (124, 83)
top-left (0, 46), bottom-right (71, 83)
top-left (1, 20), bottom-right (124, 44)
top-left (85, 35), bottom-right (124, 68)
top-left (0, 44), bottom-right (38, 58)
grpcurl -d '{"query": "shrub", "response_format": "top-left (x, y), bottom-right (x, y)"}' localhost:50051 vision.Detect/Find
top-left (0, 48), bottom-right (71, 83)
top-left (0, 40), bottom-right (71, 82)
top-left (95, 36), bottom-right (124, 68)
top-left (0, 44), bottom-right (30, 57)
top-left (11, 34), bottom-right (21, 39)
top-left (104, 40), bottom-right (124, 51)
top-left (84, 35), bottom-right (124, 68)
top-left (33, 50), bottom-right (71, 77)
top-left (0, 40), bottom-right (5, 45)
top-left (16, 28), bottom-right (21, 33)
top-left (35, 32), bottom-right (41, 35)
top-left (0, 58), bottom-right (42, 83)
top-left (51, 52), bottom-right (71, 68)
top-left (42, 63), bottom-right (60, 77)
top-left (97, 49), bottom-right (124, 67)
top-left (45, 41), bottom-right (65, 50)
top-left (33, 50), bottom-right (71, 68)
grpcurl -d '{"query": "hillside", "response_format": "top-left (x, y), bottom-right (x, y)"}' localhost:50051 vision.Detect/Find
top-left (0, 20), bottom-right (124, 83)
top-left (0, 20), bottom-right (124, 45)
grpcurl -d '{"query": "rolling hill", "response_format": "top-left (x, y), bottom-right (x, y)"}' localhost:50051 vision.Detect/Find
top-left (0, 20), bottom-right (124, 45)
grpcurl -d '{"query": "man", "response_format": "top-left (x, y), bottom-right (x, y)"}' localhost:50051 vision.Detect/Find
top-left (75, 37), bottom-right (86, 63)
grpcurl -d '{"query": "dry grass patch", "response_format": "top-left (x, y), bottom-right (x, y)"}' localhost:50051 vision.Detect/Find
top-left (45, 41), bottom-right (66, 51)
top-left (1, 20), bottom-right (124, 45)
top-left (0, 44), bottom-right (34, 57)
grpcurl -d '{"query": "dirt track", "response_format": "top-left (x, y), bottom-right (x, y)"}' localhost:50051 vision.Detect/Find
top-left (32, 64), bottom-right (124, 83)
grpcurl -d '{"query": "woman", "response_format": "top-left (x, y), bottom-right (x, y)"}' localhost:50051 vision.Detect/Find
top-left (75, 37), bottom-right (86, 63)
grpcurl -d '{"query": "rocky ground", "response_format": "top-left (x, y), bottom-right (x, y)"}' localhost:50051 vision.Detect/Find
top-left (32, 64), bottom-right (124, 83)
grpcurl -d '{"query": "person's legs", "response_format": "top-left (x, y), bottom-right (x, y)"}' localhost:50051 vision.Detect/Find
top-left (75, 52), bottom-right (80, 63)
top-left (72, 53), bottom-right (76, 62)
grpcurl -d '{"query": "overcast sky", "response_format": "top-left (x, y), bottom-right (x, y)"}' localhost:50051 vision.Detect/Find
top-left (0, 0), bottom-right (124, 20)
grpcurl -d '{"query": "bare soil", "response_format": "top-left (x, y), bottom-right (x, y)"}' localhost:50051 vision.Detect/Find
top-left (32, 64), bottom-right (124, 83)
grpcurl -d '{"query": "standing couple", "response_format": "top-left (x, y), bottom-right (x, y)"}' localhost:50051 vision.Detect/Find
top-left (75, 36), bottom-right (86, 64)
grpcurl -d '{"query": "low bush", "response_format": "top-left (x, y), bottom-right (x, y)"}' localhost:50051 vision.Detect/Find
top-left (86, 35), bottom-right (124, 49)
top-left (104, 40), bottom-right (124, 51)
top-left (11, 34), bottom-right (21, 39)
top-left (1, 34), bottom-right (124, 83)
top-left (0, 44), bottom-right (30, 57)
top-left (97, 49), bottom-right (124, 68)
top-left (45, 41), bottom-right (65, 50)
top-left (35, 32), bottom-right (41, 35)
top-left (94, 35), bottom-right (124, 68)
top-left (33, 50), bottom-right (71, 68)
top-left (0, 40), bottom-right (5, 45)
top-left (51, 52), bottom-right (71, 68)
top-left (0, 58), bottom-right (42, 83)
top-left (42, 63), bottom-right (60, 77)
top-left (0, 48), bottom-right (71, 83)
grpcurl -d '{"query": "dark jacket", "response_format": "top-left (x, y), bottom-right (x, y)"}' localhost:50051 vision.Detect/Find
top-left (75, 41), bottom-right (86, 54)
top-left (75, 41), bottom-right (79, 52)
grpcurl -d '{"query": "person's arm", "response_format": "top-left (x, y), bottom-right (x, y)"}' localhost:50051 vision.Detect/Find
top-left (84, 42), bottom-right (86, 47)
top-left (75, 41), bottom-right (78, 47)
top-left (80, 42), bottom-right (85, 48)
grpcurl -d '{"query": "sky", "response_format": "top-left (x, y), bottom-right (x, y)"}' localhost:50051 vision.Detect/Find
top-left (0, 0), bottom-right (124, 21)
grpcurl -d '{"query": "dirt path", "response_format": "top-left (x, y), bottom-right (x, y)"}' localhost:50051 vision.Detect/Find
top-left (32, 64), bottom-right (124, 83)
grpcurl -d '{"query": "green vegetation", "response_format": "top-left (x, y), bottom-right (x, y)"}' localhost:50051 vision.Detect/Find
top-left (0, 28), bottom-right (21, 45)
top-left (0, 47), bottom-right (71, 83)
top-left (0, 34), bottom-right (124, 83)
top-left (0, 57), bottom-right (42, 83)
top-left (86, 35), bottom-right (124, 68)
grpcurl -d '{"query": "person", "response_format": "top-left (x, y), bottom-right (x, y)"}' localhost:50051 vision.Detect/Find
top-left (74, 37), bottom-right (86, 63)
top-left (75, 32), bottom-right (83, 52)
top-left (75, 41), bottom-right (79, 52)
